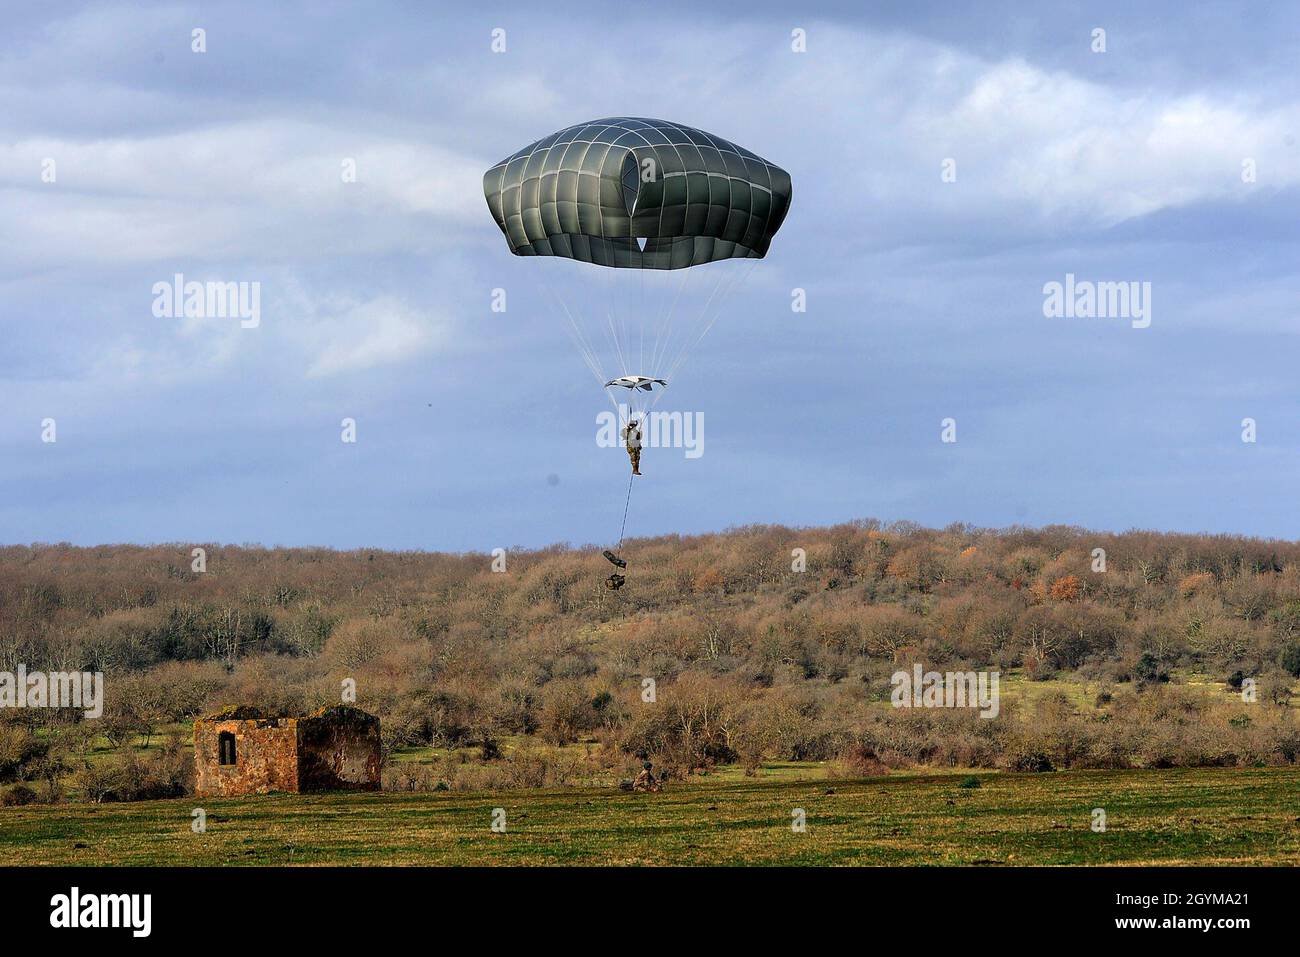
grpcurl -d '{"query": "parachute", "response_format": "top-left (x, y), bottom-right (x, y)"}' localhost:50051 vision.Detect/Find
top-left (483, 117), bottom-right (792, 572)
top-left (483, 116), bottom-right (791, 268)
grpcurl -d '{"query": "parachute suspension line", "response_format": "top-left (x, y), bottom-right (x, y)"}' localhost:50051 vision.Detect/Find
top-left (558, 297), bottom-right (606, 387)
top-left (605, 308), bottom-right (630, 378)
top-left (538, 270), bottom-right (609, 392)
top-left (651, 263), bottom-right (693, 378)
top-left (616, 266), bottom-right (635, 377)
top-left (656, 260), bottom-right (735, 388)
top-left (618, 303), bottom-right (633, 377)
top-left (665, 265), bottom-right (748, 384)
top-left (625, 287), bottom-right (637, 376)
top-left (658, 262), bottom-right (729, 384)
top-left (637, 255), bottom-right (646, 375)
top-left (597, 269), bottom-right (624, 379)
top-left (663, 256), bottom-right (761, 388)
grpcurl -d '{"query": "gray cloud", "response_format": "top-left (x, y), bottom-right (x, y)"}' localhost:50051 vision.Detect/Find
top-left (2, 2), bottom-right (1297, 547)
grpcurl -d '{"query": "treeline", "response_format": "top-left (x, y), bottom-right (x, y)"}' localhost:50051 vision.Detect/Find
top-left (2, 521), bottom-right (1300, 801)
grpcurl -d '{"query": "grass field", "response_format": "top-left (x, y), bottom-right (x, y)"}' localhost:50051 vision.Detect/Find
top-left (3, 766), bottom-right (1298, 866)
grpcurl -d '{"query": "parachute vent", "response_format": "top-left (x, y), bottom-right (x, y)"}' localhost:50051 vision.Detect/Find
top-left (621, 151), bottom-right (639, 217)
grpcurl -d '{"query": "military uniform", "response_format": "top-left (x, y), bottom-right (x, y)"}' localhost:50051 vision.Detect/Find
top-left (623, 421), bottom-right (642, 475)
top-left (632, 766), bottom-right (662, 792)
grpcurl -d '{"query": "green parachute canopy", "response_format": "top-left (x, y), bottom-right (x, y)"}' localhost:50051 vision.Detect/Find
top-left (483, 117), bottom-right (792, 269)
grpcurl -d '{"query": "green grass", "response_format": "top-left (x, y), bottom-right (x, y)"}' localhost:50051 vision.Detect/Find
top-left (3, 766), bottom-right (1298, 866)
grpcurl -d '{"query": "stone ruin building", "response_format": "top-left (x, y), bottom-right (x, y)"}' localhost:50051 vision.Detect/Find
top-left (193, 704), bottom-right (381, 796)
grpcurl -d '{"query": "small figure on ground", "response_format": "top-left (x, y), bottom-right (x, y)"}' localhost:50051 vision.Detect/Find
top-left (632, 760), bottom-right (662, 792)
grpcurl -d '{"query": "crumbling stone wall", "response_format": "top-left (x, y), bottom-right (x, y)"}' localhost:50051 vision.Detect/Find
top-left (193, 713), bottom-right (300, 796)
top-left (194, 705), bottom-right (380, 796)
top-left (296, 706), bottom-right (381, 791)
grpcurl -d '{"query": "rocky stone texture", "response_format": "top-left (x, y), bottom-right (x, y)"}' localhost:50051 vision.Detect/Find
top-left (193, 705), bottom-right (380, 796)
top-left (297, 706), bottom-right (381, 792)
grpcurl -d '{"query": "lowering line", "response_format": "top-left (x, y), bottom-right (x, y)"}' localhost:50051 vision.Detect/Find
top-left (616, 468), bottom-right (635, 550)
top-left (603, 469), bottom-right (635, 591)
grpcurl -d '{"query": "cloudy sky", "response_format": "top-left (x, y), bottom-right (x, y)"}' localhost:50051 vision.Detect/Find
top-left (3, 1), bottom-right (1298, 551)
